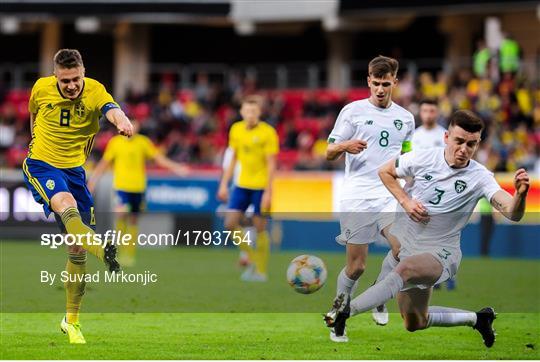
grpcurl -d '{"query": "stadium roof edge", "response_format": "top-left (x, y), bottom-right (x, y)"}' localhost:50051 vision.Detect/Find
top-left (1, 0), bottom-right (228, 3)
top-left (0, 0), bottom-right (231, 17)
top-left (339, 0), bottom-right (538, 17)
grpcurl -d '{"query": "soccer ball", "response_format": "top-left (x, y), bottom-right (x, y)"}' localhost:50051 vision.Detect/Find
top-left (287, 255), bottom-right (327, 294)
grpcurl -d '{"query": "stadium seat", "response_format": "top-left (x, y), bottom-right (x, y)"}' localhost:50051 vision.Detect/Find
top-left (277, 149), bottom-right (299, 170)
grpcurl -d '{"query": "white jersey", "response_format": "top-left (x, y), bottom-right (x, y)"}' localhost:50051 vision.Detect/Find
top-left (392, 148), bottom-right (502, 251)
top-left (411, 124), bottom-right (446, 149)
top-left (329, 99), bottom-right (415, 200)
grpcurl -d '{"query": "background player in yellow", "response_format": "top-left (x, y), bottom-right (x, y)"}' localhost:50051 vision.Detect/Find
top-left (23, 49), bottom-right (134, 344)
top-left (88, 120), bottom-right (188, 266)
top-left (217, 95), bottom-right (279, 281)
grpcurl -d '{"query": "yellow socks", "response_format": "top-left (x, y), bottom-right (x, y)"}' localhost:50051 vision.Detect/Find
top-left (237, 228), bottom-right (256, 263)
top-left (60, 207), bottom-right (104, 262)
top-left (116, 216), bottom-right (127, 234)
top-left (237, 228), bottom-right (270, 275)
top-left (65, 252), bottom-right (87, 324)
top-left (119, 221), bottom-right (138, 266)
top-left (255, 230), bottom-right (270, 275)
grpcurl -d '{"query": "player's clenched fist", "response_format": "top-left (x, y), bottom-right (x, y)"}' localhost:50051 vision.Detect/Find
top-left (514, 168), bottom-right (530, 195)
top-left (105, 108), bottom-right (134, 137)
top-left (403, 198), bottom-right (430, 224)
top-left (344, 139), bottom-right (367, 154)
top-left (116, 118), bottom-right (134, 137)
top-left (217, 184), bottom-right (229, 202)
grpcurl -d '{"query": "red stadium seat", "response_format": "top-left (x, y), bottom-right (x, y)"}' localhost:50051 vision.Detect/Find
top-left (126, 102), bottom-right (150, 121)
top-left (281, 89), bottom-right (308, 119)
top-left (177, 89), bottom-right (194, 103)
top-left (277, 149), bottom-right (299, 170)
top-left (346, 88), bottom-right (370, 102)
top-left (314, 89), bottom-right (341, 103)
top-left (294, 118), bottom-right (322, 136)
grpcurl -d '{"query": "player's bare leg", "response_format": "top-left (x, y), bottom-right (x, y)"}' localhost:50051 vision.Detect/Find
top-left (345, 243), bottom-right (369, 283)
top-left (397, 286), bottom-right (432, 331)
top-left (398, 280), bottom-right (496, 347)
top-left (61, 243), bottom-right (87, 344)
top-left (324, 254), bottom-right (439, 343)
top-left (51, 192), bottom-right (119, 272)
top-left (349, 253), bottom-right (441, 317)
top-left (348, 253), bottom-right (495, 347)
top-left (381, 226), bottom-right (401, 260)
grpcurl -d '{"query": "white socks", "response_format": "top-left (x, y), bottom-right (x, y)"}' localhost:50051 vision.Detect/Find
top-left (427, 306), bottom-right (477, 327)
top-left (336, 267), bottom-right (359, 297)
top-left (376, 250), bottom-right (399, 283)
top-left (350, 271), bottom-right (404, 316)
top-left (336, 249), bottom-right (397, 299)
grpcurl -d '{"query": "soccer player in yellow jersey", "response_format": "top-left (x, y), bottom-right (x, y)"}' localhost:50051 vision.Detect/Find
top-left (218, 96), bottom-right (279, 281)
top-left (22, 49), bottom-right (134, 344)
top-left (88, 120), bottom-right (187, 266)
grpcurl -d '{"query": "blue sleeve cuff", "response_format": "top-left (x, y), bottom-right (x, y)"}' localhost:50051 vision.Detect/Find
top-left (101, 102), bottom-right (119, 116)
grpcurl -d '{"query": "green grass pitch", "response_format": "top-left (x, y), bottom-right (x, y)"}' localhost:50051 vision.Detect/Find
top-left (1, 241), bottom-right (539, 359)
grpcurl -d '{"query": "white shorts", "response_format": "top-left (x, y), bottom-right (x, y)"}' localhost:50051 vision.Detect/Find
top-left (336, 197), bottom-right (396, 245)
top-left (399, 244), bottom-right (462, 291)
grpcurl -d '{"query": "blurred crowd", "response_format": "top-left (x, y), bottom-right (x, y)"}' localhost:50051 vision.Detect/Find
top-left (1, 56), bottom-right (539, 175)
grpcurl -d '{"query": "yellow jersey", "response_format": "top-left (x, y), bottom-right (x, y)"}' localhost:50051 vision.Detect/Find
top-left (28, 76), bottom-right (118, 168)
top-left (229, 120), bottom-right (279, 190)
top-left (103, 134), bottom-right (159, 193)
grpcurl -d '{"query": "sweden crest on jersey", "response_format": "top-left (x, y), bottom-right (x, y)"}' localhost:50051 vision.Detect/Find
top-left (75, 101), bottom-right (86, 118)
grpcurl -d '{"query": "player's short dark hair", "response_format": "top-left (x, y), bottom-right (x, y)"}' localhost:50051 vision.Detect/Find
top-left (419, 98), bottom-right (438, 107)
top-left (242, 95), bottom-right (263, 108)
top-left (449, 110), bottom-right (484, 133)
top-left (368, 56), bottom-right (399, 78)
top-left (54, 49), bottom-right (84, 69)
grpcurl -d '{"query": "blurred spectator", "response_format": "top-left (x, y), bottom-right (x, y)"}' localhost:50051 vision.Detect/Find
top-left (1, 52), bottom-right (538, 172)
top-left (194, 72), bottom-right (210, 104)
top-left (499, 33), bottom-right (521, 75)
top-left (473, 39), bottom-right (491, 78)
top-left (282, 121), bottom-right (299, 150)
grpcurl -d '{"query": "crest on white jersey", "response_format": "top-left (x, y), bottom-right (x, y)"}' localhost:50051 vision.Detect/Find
top-left (455, 180), bottom-right (467, 193)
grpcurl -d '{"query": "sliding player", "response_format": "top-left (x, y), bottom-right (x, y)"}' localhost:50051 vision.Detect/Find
top-left (325, 110), bottom-right (529, 347)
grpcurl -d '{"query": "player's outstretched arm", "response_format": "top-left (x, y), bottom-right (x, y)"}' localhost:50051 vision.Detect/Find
top-left (105, 108), bottom-right (134, 137)
top-left (87, 158), bottom-right (111, 194)
top-left (153, 154), bottom-right (189, 176)
top-left (217, 152), bottom-right (237, 202)
top-left (326, 139), bottom-right (367, 161)
top-left (490, 168), bottom-right (530, 222)
top-left (379, 159), bottom-right (429, 223)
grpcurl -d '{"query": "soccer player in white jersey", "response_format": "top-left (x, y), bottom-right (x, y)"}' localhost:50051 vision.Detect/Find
top-left (325, 110), bottom-right (530, 347)
top-left (412, 99), bottom-right (446, 149)
top-left (412, 99), bottom-right (457, 290)
top-left (324, 56), bottom-right (415, 342)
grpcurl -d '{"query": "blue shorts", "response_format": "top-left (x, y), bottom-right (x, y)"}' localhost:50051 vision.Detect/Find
top-left (22, 158), bottom-right (95, 233)
top-left (116, 191), bottom-right (144, 213)
top-left (229, 186), bottom-right (264, 215)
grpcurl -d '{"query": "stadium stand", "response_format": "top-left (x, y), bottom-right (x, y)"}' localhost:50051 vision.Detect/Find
top-left (1, 67), bottom-right (538, 174)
